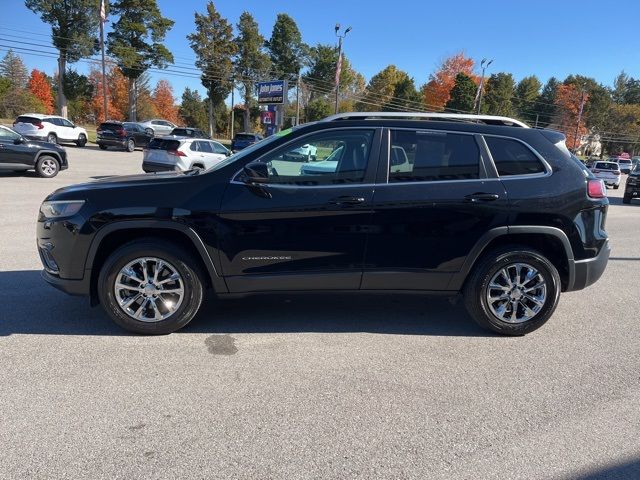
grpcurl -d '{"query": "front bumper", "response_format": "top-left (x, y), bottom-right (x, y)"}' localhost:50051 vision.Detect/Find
top-left (42, 269), bottom-right (90, 296)
top-left (569, 240), bottom-right (610, 291)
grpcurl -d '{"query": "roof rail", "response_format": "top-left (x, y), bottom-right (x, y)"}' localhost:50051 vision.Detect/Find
top-left (321, 112), bottom-right (530, 128)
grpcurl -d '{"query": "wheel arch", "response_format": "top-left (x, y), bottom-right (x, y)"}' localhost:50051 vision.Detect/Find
top-left (34, 150), bottom-right (62, 165)
top-left (450, 226), bottom-right (575, 292)
top-left (86, 221), bottom-right (226, 305)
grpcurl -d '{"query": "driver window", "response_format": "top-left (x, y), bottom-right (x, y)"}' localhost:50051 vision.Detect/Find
top-left (0, 127), bottom-right (20, 141)
top-left (256, 129), bottom-right (374, 186)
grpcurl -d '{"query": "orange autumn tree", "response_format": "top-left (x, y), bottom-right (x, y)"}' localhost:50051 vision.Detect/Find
top-left (27, 69), bottom-right (54, 114)
top-left (423, 53), bottom-right (477, 111)
top-left (110, 66), bottom-right (129, 119)
top-left (88, 65), bottom-right (130, 122)
top-left (554, 84), bottom-right (589, 150)
top-left (152, 80), bottom-right (181, 124)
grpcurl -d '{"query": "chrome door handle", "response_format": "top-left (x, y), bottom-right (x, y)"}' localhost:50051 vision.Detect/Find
top-left (328, 196), bottom-right (366, 206)
top-left (464, 193), bottom-right (499, 202)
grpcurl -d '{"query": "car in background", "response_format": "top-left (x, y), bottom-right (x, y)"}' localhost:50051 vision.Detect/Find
top-left (623, 161), bottom-right (640, 204)
top-left (301, 145), bottom-right (410, 175)
top-left (13, 114), bottom-right (87, 147)
top-left (142, 137), bottom-right (230, 173)
top-left (169, 127), bottom-right (210, 139)
top-left (97, 121), bottom-right (154, 152)
top-left (616, 157), bottom-right (633, 174)
top-left (231, 132), bottom-right (263, 152)
top-left (137, 119), bottom-right (177, 136)
top-left (591, 161), bottom-right (621, 188)
top-left (0, 124), bottom-right (67, 177)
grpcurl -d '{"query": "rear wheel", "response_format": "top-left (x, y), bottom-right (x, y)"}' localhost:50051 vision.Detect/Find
top-left (126, 138), bottom-right (135, 152)
top-left (623, 194), bottom-right (632, 204)
top-left (99, 144), bottom-right (108, 150)
top-left (145, 128), bottom-right (154, 136)
top-left (613, 185), bottom-right (619, 189)
top-left (463, 246), bottom-right (561, 335)
top-left (46, 133), bottom-right (57, 144)
top-left (76, 133), bottom-right (87, 147)
top-left (35, 155), bottom-right (60, 178)
top-left (98, 239), bottom-right (204, 334)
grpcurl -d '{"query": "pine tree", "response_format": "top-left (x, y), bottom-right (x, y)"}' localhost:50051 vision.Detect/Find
top-left (445, 73), bottom-right (477, 113)
top-left (107, 0), bottom-right (174, 121)
top-left (0, 50), bottom-right (29, 89)
top-left (513, 76), bottom-right (542, 120)
top-left (483, 73), bottom-right (515, 116)
top-left (179, 87), bottom-right (208, 131)
top-left (266, 13), bottom-right (307, 85)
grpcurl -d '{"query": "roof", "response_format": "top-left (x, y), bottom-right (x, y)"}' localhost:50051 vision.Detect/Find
top-left (322, 112), bottom-right (530, 128)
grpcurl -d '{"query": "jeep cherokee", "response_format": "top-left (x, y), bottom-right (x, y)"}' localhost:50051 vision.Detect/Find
top-left (37, 113), bottom-right (610, 335)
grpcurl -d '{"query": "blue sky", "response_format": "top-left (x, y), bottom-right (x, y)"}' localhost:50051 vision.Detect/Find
top-left (2, 0), bottom-right (639, 104)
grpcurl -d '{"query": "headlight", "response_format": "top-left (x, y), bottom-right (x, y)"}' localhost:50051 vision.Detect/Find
top-left (40, 200), bottom-right (85, 218)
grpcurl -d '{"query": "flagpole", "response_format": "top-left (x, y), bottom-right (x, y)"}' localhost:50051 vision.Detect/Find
top-left (100, 2), bottom-right (108, 121)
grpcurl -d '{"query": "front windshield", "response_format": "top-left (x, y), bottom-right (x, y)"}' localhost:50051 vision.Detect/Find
top-left (206, 127), bottom-right (299, 172)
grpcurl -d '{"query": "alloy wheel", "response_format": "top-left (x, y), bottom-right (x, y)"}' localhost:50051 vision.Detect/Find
top-left (485, 263), bottom-right (547, 323)
top-left (40, 158), bottom-right (58, 176)
top-left (113, 257), bottom-right (185, 322)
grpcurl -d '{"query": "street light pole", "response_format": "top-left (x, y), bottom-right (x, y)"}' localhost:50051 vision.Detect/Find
top-left (475, 58), bottom-right (493, 115)
top-left (334, 24), bottom-right (351, 114)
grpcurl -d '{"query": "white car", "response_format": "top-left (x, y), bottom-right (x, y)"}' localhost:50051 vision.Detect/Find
top-left (284, 143), bottom-right (318, 162)
top-left (591, 161), bottom-right (621, 189)
top-left (616, 158), bottom-right (632, 174)
top-left (137, 119), bottom-right (177, 136)
top-left (142, 136), bottom-right (230, 173)
top-left (13, 113), bottom-right (88, 147)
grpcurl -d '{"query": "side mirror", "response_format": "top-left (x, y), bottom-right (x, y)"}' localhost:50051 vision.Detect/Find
top-left (243, 162), bottom-right (269, 184)
top-left (14, 136), bottom-right (25, 145)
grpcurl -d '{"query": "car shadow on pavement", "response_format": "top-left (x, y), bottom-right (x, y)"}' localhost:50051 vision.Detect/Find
top-left (0, 270), bottom-right (490, 337)
top-left (608, 196), bottom-right (639, 206)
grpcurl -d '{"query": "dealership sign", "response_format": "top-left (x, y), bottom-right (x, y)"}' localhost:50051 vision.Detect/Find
top-left (257, 80), bottom-right (287, 105)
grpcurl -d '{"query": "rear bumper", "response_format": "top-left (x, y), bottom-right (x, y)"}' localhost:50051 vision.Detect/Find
top-left (568, 240), bottom-right (610, 291)
top-left (97, 138), bottom-right (128, 147)
top-left (142, 161), bottom-right (178, 173)
top-left (42, 269), bottom-right (90, 296)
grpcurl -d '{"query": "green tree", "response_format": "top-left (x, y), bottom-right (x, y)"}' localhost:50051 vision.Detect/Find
top-left (356, 65), bottom-right (416, 112)
top-left (513, 75), bottom-right (541, 120)
top-left (531, 77), bottom-right (559, 127)
top-left (25, 0), bottom-right (100, 118)
top-left (187, 1), bottom-right (237, 137)
top-left (445, 73), bottom-right (477, 112)
top-left (266, 13), bottom-right (307, 85)
top-left (0, 50), bottom-right (29, 89)
top-left (304, 44), bottom-right (363, 106)
top-left (306, 98), bottom-right (332, 121)
top-left (179, 87), bottom-right (208, 131)
top-left (234, 12), bottom-right (271, 133)
top-left (62, 69), bottom-right (93, 122)
top-left (602, 104), bottom-right (640, 154)
top-left (563, 75), bottom-right (612, 132)
top-left (107, 0), bottom-right (174, 121)
top-left (483, 73), bottom-right (515, 116)
top-left (384, 75), bottom-right (421, 111)
top-left (612, 71), bottom-right (629, 104)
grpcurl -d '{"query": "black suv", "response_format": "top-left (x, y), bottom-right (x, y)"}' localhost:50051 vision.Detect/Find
top-left (0, 125), bottom-right (67, 177)
top-left (37, 113), bottom-right (610, 335)
top-left (169, 127), bottom-right (211, 139)
top-left (231, 132), bottom-right (263, 152)
top-left (97, 121), bottom-right (153, 152)
top-left (623, 160), bottom-right (640, 203)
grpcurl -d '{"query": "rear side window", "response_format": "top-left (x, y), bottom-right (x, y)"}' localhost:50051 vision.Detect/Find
top-left (172, 128), bottom-right (189, 136)
top-left (148, 138), bottom-right (181, 150)
top-left (389, 130), bottom-right (479, 182)
top-left (485, 136), bottom-right (545, 176)
top-left (99, 123), bottom-right (122, 131)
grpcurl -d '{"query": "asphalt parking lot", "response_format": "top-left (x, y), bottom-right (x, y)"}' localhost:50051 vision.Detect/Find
top-left (1, 146), bottom-right (639, 480)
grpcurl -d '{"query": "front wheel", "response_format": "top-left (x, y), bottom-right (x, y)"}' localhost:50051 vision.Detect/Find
top-left (126, 138), bottom-right (135, 152)
top-left (35, 155), bottom-right (60, 178)
top-left (98, 239), bottom-right (204, 334)
top-left (46, 133), bottom-right (57, 144)
top-left (463, 247), bottom-right (561, 335)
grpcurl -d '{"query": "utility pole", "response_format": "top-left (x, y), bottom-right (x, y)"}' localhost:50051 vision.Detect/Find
top-left (99, 0), bottom-right (108, 121)
top-left (230, 85), bottom-right (235, 139)
top-left (573, 88), bottom-right (586, 152)
top-left (295, 70), bottom-right (301, 126)
top-left (475, 58), bottom-right (493, 115)
top-left (334, 24), bottom-right (351, 114)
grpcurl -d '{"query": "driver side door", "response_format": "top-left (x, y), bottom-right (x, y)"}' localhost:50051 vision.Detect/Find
top-left (218, 127), bottom-right (382, 293)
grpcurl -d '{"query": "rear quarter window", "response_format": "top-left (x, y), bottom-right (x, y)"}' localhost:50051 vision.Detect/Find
top-left (485, 136), bottom-right (546, 176)
top-left (15, 116), bottom-right (42, 125)
top-left (148, 138), bottom-right (182, 150)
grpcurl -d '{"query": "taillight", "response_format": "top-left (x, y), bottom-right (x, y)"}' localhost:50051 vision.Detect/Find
top-left (36, 122), bottom-right (44, 130)
top-left (116, 129), bottom-right (126, 137)
top-left (168, 150), bottom-right (186, 157)
top-left (588, 179), bottom-right (606, 198)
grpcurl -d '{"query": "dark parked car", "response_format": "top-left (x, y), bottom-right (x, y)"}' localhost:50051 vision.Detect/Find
top-left (0, 125), bottom-right (67, 177)
top-left (38, 112), bottom-right (610, 335)
top-left (231, 132), bottom-right (263, 152)
top-left (169, 127), bottom-right (210, 139)
top-left (97, 121), bottom-right (153, 152)
top-left (623, 161), bottom-right (640, 204)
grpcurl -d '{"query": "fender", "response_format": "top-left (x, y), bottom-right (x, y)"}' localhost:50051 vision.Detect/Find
top-left (35, 149), bottom-right (65, 165)
top-left (448, 225), bottom-right (575, 291)
top-left (84, 219), bottom-right (228, 293)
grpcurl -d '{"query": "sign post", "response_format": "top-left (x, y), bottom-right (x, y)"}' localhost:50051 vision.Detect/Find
top-left (257, 80), bottom-right (287, 134)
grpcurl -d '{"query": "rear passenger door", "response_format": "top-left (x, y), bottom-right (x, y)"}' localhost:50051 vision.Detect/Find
top-left (363, 128), bottom-right (509, 291)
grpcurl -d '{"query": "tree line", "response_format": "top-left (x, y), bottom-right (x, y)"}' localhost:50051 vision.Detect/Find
top-left (0, 0), bottom-right (638, 152)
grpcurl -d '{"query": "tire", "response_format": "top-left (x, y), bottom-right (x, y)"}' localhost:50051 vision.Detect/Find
top-left (46, 133), bottom-right (57, 144)
top-left (99, 144), bottom-right (108, 150)
top-left (35, 155), bottom-right (60, 178)
top-left (623, 194), bottom-right (632, 204)
top-left (463, 246), bottom-right (561, 335)
top-left (613, 185), bottom-right (619, 189)
top-left (98, 239), bottom-right (204, 334)
top-left (126, 138), bottom-right (135, 152)
top-left (145, 128), bottom-right (154, 136)
top-left (76, 133), bottom-right (87, 147)
top-left (191, 164), bottom-right (204, 171)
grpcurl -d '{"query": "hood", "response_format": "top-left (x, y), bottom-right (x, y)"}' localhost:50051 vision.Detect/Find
top-left (29, 140), bottom-right (65, 151)
top-left (47, 171), bottom-right (192, 199)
